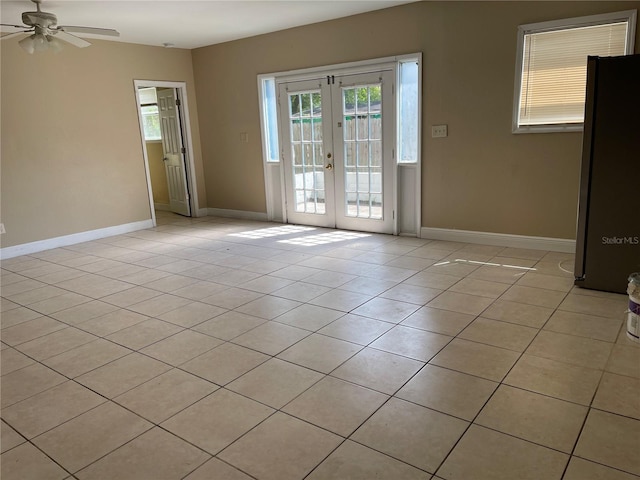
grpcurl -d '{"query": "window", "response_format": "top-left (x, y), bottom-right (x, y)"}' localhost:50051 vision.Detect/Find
top-left (260, 78), bottom-right (280, 162)
top-left (513, 10), bottom-right (636, 133)
top-left (398, 60), bottom-right (419, 163)
top-left (138, 87), bottom-right (161, 141)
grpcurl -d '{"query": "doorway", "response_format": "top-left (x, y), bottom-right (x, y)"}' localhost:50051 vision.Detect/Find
top-left (134, 80), bottom-right (198, 225)
top-left (278, 70), bottom-right (394, 234)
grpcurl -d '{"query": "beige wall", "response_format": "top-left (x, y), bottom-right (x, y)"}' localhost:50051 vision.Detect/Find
top-left (146, 142), bottom-right (170, 205)
top-left (2, 2), bottom-right (638, 248)
top-left (192, 1), bottom-right (640, 239)
top-left (1, 38), bottom-right (205, 247)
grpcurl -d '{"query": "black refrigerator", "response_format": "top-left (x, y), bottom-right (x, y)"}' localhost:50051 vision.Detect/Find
top-left (574, 54), bottom-right (640, 294)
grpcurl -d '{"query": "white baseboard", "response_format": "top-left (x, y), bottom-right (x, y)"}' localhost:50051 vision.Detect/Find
top-left (420, 227), bottom-right (576, 253)
top-left (0, 219), bottom-right (154, 260)
top-left (207, 208), bottom-right (268, 222)
top-left (155, 205), bottom-right (207, 217)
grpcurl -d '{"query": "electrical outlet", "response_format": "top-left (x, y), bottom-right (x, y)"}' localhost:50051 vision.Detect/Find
top-left (0, 223), bottom-right (5, 234)
top-left (240, 132), bottom-right (249, 143)
top-left (432, 124), bottom-right (448, 138)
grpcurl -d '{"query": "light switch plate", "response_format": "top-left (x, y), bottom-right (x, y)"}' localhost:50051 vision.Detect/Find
top-left (432, 125), bottom-right (448, 138)
top-left (0, 223), bottom-right (5, 234)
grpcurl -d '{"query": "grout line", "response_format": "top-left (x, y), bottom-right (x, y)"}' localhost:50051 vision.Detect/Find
top-left (1, 216), bottom-right (635, 479)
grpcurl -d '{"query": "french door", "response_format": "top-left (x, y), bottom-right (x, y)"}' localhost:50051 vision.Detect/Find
top-left (278, 70), bottom-right (394, 234)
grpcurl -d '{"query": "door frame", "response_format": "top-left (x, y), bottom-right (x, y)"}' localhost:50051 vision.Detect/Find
top-left (258, 53), bottom-right (422, 236)
top-left (133, 80), bottom-right (199, 226)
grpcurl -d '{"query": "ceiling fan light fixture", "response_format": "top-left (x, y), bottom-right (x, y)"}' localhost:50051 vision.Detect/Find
top-left (18, 34), bottom-right (36, 54)
top-left (32, 32), bottom-right (48, 52)
top-left (46, 35), bottom-right (64, 53)
top-left (17, 31), bottom-right (64, 55)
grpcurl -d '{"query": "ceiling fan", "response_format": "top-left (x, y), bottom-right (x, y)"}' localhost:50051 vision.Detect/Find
top-left (0, 0), bottom-right (120, 54)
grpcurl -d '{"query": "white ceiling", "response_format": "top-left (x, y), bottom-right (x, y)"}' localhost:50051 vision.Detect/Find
top-left (1, 0), bottom-right (416, 49)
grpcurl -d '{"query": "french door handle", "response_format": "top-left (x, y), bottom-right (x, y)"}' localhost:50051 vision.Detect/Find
top-left (325, 163), bottom-right (333, 171)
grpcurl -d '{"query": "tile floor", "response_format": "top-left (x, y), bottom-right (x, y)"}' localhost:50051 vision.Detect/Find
top-left (1, 211), bottom-right (639, 480)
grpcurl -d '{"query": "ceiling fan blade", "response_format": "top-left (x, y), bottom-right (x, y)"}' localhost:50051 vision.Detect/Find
top-left (58, 25), bottom-right (120, 37)
top-left (54, 31), bottom-right (91, 48)
top-left (1, 30), bottom-right (32, 40)
top-left (1, 23), bottom-right (29, 29)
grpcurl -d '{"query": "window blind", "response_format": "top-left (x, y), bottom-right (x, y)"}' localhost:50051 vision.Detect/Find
top-left (138, 87), bottom-right (158, 106)
top-left (519, 21), bottom-right (628, 126)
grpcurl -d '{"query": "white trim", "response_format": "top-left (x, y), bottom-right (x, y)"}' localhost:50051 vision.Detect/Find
top-left (275, 61), bottom-right (397, 85)
top-left (261, 53), bottom-right (416, 83)
top-left (512, 9), bottom-right (637, 134)
top-left (513, 124), bottom-right (584, 135)
top-left (414, 55), bottom-right (422, 235)
top-left (420, 227), bottom-right (576, 253)
top-left (154, 203), bottom-right (170, 212)
top-left (133, 80), bottom-right (201, 222)
top-left (519, 9), bottom-right (637, 36)
top-left (0, 220), bottom-right (154, 259)
top-left (207, 208), bottom-right (268, 222)
top-left (196, 208), bottom-right (209, 218)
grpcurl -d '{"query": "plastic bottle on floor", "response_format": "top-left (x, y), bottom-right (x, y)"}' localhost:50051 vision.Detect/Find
top-left (627, 273), bottom-right (640, 343)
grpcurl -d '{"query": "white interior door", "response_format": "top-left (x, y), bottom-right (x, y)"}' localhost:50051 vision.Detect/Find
top-left (333, 71), bottom-right (394, 233)
top-left (278, 71), bottom-right (394, 234)
top-left (157, 88), bottom-right (190, 217)
top-left (278, 79), bottom-right (335, 228)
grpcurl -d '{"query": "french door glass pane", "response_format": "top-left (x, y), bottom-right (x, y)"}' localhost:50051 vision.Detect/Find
top-left (289, 91), bottom-right (325, 214)
top-left (342, 83), bottom-right (383, 220)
